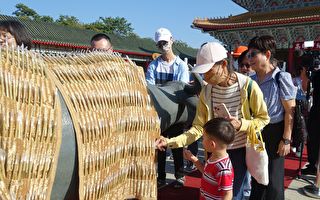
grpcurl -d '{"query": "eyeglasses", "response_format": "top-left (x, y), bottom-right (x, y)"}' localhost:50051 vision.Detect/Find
top-left (247, 50), bottom-right (261, 59)
top-left (239, 63), bottom-right (250, 68)
top-left (102, 45), bottom-right (113, 52)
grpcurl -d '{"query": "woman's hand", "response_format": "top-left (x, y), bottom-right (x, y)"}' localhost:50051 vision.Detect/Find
top-left (154, 136), bottom-right (167, 151)
top-left (226, 116), bottom-right (242, 131)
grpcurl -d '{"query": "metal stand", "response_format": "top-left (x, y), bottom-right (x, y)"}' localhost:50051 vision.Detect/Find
top-left (295, 103), bottom-right (314, 185)
top-left (296, 107), bottom-right (307, 179)
top-left (303, 145), bottom-right (320, 198)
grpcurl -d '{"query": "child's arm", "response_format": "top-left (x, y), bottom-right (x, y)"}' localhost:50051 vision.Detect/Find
top-left (222, 190), bottom-right (233, 200)
top-left (193, 159), bottom-right (204, 173)
top-left (183, 149), bottom-right (204, 173)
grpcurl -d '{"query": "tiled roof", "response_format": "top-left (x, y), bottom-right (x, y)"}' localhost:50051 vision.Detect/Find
top-left (193, 6), bottom-right (320, 31)
top-left (231, 0), bottom-right (320, 13)
top-left (0, 15), bottom-right (197, 59)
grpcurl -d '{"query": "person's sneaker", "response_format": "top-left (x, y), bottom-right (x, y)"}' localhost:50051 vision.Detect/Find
top-left (173, 177), bottom-right (185, 188)
top-left (157, 179), bottom-right (167, 188)
top-left (301, 165), bottom-right (317, 175)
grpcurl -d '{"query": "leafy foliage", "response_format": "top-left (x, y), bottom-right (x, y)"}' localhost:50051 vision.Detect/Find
top-left (174, 40), bottom-right (190, 48)
top-left (39, 15), bottom-right (55, 23)
top-left (86, 17), bottom-right (134, 37)
top-left (12, 3), bottom-right (135, 37)
top-left (56, 15), bottom-right (82, 28)
top-left (13, 3), bottom-right (40, 20)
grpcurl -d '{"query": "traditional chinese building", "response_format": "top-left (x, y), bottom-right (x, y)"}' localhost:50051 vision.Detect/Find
top-left (192, 0), bottom-right (320, 71)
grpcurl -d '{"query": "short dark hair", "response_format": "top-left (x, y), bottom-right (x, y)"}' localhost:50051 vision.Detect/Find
top-left (203, 118), bottom-right (235, 145)
top-left (248, 35), bottom-right (276, 62)
top-left (90, 33), bottom-right (111, 44)
top-left (238, 49), bottom-right (248, 64)
top-left (0, 20), bottom-right (32, 49)
top-left (248, 35), bottom-right (276, 53)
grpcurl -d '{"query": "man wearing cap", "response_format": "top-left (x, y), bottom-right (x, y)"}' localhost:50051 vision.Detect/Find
top-left (147, 28), bottom-right (189, 188)
top-left (146, 28), bottom-right (189, 85)
top-left (155, 42), bottom-right (269, 199)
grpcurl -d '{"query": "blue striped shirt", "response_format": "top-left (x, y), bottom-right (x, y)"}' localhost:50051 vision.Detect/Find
top-left (146, 56), bottom-right (189, 85)
top-left (252, 68), bottom-right (297, 124)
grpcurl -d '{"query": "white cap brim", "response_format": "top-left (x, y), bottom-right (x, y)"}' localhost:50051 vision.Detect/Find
top-left (192, 62), bottom-right (214, 73)
top-left (156, 36), bottom-right (171, 43)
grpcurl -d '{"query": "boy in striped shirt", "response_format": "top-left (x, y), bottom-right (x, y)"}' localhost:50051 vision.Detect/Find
top-left (184, 118), bottom-right (235, 200)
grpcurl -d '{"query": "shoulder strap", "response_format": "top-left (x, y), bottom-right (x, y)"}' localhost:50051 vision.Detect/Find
top-left (275, 71), bottom-right (282, 86)
top-left (247, 79), bottom-right (253, 115)
top-left (247, 79), bottom-right (253, 102)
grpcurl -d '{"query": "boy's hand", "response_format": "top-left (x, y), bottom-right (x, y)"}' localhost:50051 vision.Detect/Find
top-left (183, 149), bottom-right (198, 163)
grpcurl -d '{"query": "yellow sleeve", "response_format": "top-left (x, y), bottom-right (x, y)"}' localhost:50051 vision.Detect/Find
top-left (239, 80), bottom-right (270, 132)
top-left (167, 86), bottom-right (209, 149)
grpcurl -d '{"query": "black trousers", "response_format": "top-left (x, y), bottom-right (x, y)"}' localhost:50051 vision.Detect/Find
top-left (157, 124), bottom-right (184, 180)
top-left (306, 105), bottom-right (320, 167)
top-left (250, 121), bottom-right (285, 200)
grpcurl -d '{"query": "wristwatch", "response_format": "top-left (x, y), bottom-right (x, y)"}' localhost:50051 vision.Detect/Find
top-left (282, 137), bottom-right (291, 145)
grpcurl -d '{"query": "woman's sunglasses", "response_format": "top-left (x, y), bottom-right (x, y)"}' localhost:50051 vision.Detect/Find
top-left (247, 50), bottom-right (261, 59)
top-left (239, 63), bottom-right (250, 68)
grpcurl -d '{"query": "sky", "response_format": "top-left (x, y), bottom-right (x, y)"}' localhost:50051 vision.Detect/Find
top-left (1, 0), bottom-right (247, 48)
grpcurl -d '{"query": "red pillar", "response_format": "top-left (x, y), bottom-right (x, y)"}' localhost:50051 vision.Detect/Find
top-left (287, 46), bottom-right (295, 74)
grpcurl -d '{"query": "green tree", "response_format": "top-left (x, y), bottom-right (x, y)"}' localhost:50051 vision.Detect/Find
top-left (174, 40), bottom-right (190, 48)
top-left (86, 17), bottom-right (134, 37)
top-left (39, 15), bottom-right (54, 23)
top-left (56, 15), bottom-right (82, 28)
top-left (13, 3), bottom-right (40, 20)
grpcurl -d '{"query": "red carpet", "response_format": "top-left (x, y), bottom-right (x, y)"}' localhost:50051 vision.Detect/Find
top-left (158, 147), bottom-right (308, 199)
top-left (284, 146), bottom-right (308, 188)
top-left (158, 170), bottom-right (201, 200)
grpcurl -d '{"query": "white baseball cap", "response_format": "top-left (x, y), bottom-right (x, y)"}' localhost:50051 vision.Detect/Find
top-left (155, 28), bottom-right (172, 43)
top-left (192, 42), bottom-right (228, 73)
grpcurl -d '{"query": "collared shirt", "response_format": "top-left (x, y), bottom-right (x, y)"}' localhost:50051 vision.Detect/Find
top-left (200, 155), bottom-right (233, 200)
top-left (146, 56), bottom-right (189, 85)
top-left (252, 68), bottom-right (297, 124)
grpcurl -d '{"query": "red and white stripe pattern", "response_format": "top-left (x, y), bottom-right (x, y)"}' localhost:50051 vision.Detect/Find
top-left (200, 155), bottom-right (234, 200)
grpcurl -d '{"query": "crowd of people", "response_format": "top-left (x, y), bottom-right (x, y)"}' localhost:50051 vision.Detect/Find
top-left (1, 19), bottom-right (319, 200)
top-left (153, 31), bottom-right (318, 200)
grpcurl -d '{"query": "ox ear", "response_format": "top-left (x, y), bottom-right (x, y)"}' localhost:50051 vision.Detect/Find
top-left (184, 71), bottom-right (204, 95)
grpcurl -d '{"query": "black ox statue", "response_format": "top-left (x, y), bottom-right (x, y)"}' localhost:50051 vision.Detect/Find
top-left (51, 72), bottom-right (203, 199)
top-left (147, 72), bottom-right (203, 132)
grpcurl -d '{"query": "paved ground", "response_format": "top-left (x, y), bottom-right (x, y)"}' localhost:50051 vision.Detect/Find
top-left (160, 144), bottom-right (318, 200)
top-left (285, 174), bottom-right (317, 200)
